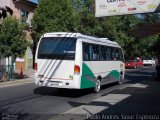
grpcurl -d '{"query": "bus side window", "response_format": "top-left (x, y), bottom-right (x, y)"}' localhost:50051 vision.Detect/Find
top-left (92, 45), bottom-right (96, 61)
top-left (89, 44), bottom-right (93, 61)
top-left (101, 46), bottom-right (106, 61)
top-left (99, 46), bottom-right (102, 61)
top-left (106, 47), bottom-right (111, 60)
top-left (111, 48), bottom-right (116, 60)
top-left (92, 45), bottom-right (100, 61)
top-left (83, 43), bottom-right (90, 61)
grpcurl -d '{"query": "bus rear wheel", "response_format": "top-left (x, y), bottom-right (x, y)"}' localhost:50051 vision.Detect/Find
top-left (93, 79), bottom-right (101, 93)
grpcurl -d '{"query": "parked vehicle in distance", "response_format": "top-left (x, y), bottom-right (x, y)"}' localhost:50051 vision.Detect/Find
top-left (135, 57), bottom-right (143, 68)
top-left (125, 60), bottom-right (137, 69)
top-left (143, 58), bottom-right (156, 66)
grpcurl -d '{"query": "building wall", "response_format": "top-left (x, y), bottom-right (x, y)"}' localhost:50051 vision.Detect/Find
top-left (11, 0), bottom-right (35, 20)
top-left (0, 0), bottom-right (11, 8)
top-left (0, 0), bottom-right (34, 19)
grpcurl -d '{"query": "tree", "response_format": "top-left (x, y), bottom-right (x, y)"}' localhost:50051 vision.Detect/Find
top-left (32, 0), bottom-right (160, 60)
top-left (32, 0), bottom-right (102, 40)
top-left (139, 13), bottom-right (160, 25)
top-left (152, 35), bottom-right (160, 58)
top-left (137, 13), bottom-right (160, 58)
top-left (98, 15), bottom-right (139, 59)
top-left (0, 16), bottom-right (28, 62)
top-left (77, 0), bottom-right (103, 36)
top-left (98, 13), bottom-right (160, 59)
top-left (32, 0), bottom-right (79, 43)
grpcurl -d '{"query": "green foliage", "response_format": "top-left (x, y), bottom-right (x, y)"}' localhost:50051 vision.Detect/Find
top-left (0, 16), bottom-right (28, 59)
top-left (32, 0), bottom-right (160, 59)
top-left (151, 35), bottom-right (160, 58)
top-left (97, 15), bottom-right (139, 59)
top-left (140, 13), bottom-right (160, 25)
top-left (77, 0), bottom-right (103, 36)
top-left (32, 0), bottom-right (79, 43)
top-left (137, 13), bottom-right (160, 58)
top-left (99, 13), bottom-right (160, 59)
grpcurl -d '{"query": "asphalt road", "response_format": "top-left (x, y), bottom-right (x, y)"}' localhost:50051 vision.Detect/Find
top-left (0, 66), bottom-right (156, 120)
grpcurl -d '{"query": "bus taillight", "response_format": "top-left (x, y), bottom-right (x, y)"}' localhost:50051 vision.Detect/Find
top-left (34, 63), bottom-right (37, 70)
top-left (74, 65), bottom-right (80, 75)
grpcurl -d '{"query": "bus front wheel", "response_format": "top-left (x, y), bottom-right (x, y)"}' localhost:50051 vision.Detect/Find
top-left (93, 79), bottom-right (101, 93)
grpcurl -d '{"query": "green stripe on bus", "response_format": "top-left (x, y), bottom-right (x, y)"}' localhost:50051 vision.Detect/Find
top-left (107, 70), bottom-right (120, 81)
top-left (81, 63), bottom-right (96, 89)
top-left (81, 63), bottom-right (120, 89)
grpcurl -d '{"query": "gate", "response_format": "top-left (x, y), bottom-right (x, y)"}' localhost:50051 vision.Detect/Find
top-left (0, 65), bottom-right (15, 81)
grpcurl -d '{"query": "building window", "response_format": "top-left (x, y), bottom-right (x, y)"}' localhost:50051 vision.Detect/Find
top-left (21, 10), bottom-right (32, 32)
top-left (21, 10), bottom-right (29, 23)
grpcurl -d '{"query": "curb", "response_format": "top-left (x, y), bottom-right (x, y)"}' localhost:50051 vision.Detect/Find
top-left (0, 78), bottom-right (34, 88)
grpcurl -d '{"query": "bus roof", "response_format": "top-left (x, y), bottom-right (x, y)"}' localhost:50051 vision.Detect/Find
top-left (42, 32), bottom-right (121, 48)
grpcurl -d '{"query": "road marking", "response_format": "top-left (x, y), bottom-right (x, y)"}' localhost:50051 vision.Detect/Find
top-left (64, 105), bottom-right (108, 115)
top-left (62, 94), bottom-right (130, 115)
top-left (128, 83), bottom-right (148, 88)
top-left (93, 94), bottom-right (131, 105)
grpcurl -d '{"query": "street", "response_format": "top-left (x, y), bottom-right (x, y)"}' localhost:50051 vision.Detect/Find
top-left (0, 1), bottom-right (160, 120)
top-left (0, 66), bottom-right (159, 120)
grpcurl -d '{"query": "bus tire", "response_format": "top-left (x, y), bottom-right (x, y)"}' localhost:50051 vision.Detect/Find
top-left (93, 79), bottom-right (101, 93)
top-left (57, 88), bottom-right (65, 92)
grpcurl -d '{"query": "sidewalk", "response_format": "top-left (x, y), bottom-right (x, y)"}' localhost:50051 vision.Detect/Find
top-left (0, 69), bottom-right (34, 88)
top-left (51, 79), bottom-right (160, 120)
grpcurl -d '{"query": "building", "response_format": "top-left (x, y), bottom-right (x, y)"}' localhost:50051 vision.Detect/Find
top-left (0, 0), bottom-right (37, 74)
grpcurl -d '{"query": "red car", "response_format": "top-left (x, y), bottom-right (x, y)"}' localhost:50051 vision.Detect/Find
top-left (125, 60), bottom-right (138, 69)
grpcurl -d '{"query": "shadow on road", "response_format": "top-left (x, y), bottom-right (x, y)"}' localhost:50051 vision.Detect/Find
top-left (33, 87), bottom-right (93, 98)
top-left (33, 82), bottom-right (119, 98)
top-left (86, 80), bottom-right (160, 120)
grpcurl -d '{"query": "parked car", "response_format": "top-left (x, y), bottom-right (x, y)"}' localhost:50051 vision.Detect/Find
top-left (125, 60), bottom-right (138, 69)
top-left (135, 57), bottom-right (143, 68)
top-left (143, 58), bottom-right (156, 66)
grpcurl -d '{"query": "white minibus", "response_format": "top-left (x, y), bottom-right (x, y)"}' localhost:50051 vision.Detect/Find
top-left (35, 32), bottom-right (125, 92)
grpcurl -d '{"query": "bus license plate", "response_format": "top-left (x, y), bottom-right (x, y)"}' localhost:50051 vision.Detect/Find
top-left (50, 81), bottom-right (59, 86)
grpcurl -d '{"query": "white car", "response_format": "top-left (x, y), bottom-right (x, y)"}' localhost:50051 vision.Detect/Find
top-left (143, 58), bottom-right (156, 66)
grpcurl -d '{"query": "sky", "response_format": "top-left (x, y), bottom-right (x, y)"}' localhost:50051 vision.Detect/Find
top-left (31, 0), bottom-right (38, 3)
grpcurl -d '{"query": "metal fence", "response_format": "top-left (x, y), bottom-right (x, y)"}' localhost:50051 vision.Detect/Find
top-left (0, 65), bottom-right (15, 81)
